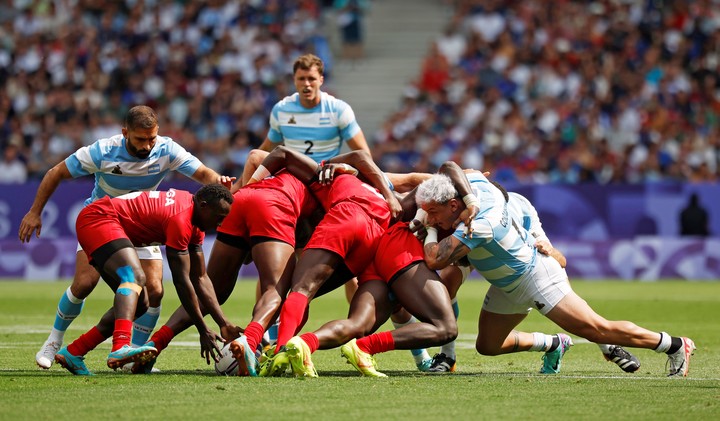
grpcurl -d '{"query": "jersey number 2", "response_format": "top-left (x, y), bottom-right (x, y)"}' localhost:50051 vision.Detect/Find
top-left (304, 140), bottom-right (314, 155)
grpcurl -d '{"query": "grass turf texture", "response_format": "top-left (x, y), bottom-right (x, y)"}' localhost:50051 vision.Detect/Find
top-left (0, 280), bottom-right (718, 420)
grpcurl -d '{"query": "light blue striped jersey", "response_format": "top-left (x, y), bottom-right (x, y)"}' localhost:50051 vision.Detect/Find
top-left (65, 134), bottom-right (201, 205)
top-left (507, 192), bottom-right (548, 242)
top-left (267, 91), bottom-right (361, 163)
top-left (454, 173), bottom-right (536, 287)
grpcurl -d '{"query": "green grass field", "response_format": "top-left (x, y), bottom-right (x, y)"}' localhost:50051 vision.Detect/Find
top-left (0, 280), bottom-right (718, 420)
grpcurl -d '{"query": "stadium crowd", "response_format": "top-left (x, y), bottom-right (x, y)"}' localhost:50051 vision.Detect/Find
top-left (371, 0), bottom-right (720, 184)
top-left (1, 0), bottom-right (719, 185)
top-left (0, 0), bottom-right (336, 183)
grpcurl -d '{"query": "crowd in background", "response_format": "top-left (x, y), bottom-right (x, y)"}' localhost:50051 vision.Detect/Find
top-left (1, 0), bottom-right (719, 185)
top-left (372, 0), bottom-right (720, 183)
top-left (0, 0), bottom-right (338, 183)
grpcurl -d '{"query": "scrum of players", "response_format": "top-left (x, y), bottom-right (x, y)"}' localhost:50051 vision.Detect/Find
top-left (24, 54), bottom-right (694, 379)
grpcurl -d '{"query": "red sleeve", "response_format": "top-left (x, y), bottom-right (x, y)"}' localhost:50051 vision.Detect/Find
top-left (165, 214), bottom-right (193, 251)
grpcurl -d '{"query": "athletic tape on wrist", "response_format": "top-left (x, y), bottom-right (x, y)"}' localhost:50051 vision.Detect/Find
top-left (424, 227), bottom-right (438, 246)
top-left (463, 194), bottom-right (480, 208)
top-left (250, 164), bottom-right (271, 183)
top-left (409, 208), bottom-right (427, 231)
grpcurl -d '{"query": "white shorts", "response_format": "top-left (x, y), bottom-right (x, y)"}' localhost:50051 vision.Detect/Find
top-left (482, 253), bottom-right (571, 316)
top-left (76, 242), bottom-right (163, 260)
top-left (455, 263), bottom-right (472, 284)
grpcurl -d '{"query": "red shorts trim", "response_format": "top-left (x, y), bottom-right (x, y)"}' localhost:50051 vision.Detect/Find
top-left (358, 222), bottom-right (424, 284)
top-left (218, 188), bottom-right (298, 247)
top-left (305, 201), bottom-right (385, 276)
top-left (76, 206), bottom-right (128, 257)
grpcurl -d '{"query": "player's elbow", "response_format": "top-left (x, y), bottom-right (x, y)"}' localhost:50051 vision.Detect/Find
top-left (424, 256), bottom-right (445, 271)
top-left (439, 160), bottom-right (462, 173)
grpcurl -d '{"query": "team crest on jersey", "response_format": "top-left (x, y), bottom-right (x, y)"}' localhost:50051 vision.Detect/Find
top-left (148, 163), bottom-right (160, 174)
top-left (319, 116), bottom-right (331, 125)
top-left (288, 116), bottom-right (296, 124)
top-left (112, 165), bottom-right (123, 174)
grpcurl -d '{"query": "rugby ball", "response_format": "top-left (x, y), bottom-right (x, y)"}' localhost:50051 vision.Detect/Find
top-left (215, 342), bottom-right (239, 376)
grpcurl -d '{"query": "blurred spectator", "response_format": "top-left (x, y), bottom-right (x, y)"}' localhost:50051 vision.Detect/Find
top-left (1, 0), bottom-right (332, 181)
top-left (0, 141), bottom-right (27, 183)
top-left (679, 193), bottom-right (710, 236)
top-left (334, 0), bottom-right (369, 62)
top-left (373, 0), bottom-right (720, 183)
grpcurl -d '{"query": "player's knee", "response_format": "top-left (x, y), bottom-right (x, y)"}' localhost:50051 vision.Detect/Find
top-left (438, 323), bottom-right (458, 344)
top-left (145, 280), bottom-right (164, 305)
top-left (475, 340), bottom-right (501, 356)
top-left (71, 273), bottom-right (101, 298)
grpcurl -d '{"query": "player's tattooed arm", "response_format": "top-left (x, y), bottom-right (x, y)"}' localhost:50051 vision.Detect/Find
top-left (423, 234), bottom-right (470, 270)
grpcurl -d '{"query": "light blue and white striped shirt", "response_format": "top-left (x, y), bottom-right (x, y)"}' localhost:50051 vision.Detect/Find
top-left (65, 134), bottom-right (201, 205)
top-left (507, 191), bottom-right (548, 242)
top-left (454, 173), bottom-right (537, 287)
top-left (267, 91), bottom-right (361, 163)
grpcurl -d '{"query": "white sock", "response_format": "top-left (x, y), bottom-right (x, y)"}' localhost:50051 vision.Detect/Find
top-left (529, 332), bottom-right (554, 352)
top-left (439, 297), bottom-right (459, 359)
top-left (653, 332), bottom-right (672, 353)
top-left (66, 288), bottom-right (83, 304)
top-left (392, 315), bottom-right (431, 364)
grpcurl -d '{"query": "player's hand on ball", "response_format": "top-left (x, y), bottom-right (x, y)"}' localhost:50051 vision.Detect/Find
top-left (199, 327), bottom-right (224, 365)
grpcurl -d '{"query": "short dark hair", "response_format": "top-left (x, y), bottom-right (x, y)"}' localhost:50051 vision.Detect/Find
top-left (124, 105), bottom-right (158, 130)
top-left (194, 184), bottom-right (233, 207)
top-left (293, 54), bottom-right (324, 75)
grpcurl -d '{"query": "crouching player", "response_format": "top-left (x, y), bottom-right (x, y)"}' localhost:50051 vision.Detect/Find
top-left (134, 170), bottom-right (319, 376)
top-left (54, 185), bottom-right (235, 375)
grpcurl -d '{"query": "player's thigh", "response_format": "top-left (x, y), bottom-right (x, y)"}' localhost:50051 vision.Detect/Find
top-left (138, 248), bottom-right (164, 297)
top-left (392, 263), bottom-right (455, 324)
top-left (252, 239), bottom-right (296, 291)
top-left (207, 239), bottom-right (249, 302)
top-left (478, 286), bottom-right (529, 344)
top-left (99, 247), bottom-right (146, 291)
top-left (544, 291), bottom-right (609, 336)
top-left (292, 248), bottom-right (343, 298)
top-left (347, 280), bottom-right (393, 333)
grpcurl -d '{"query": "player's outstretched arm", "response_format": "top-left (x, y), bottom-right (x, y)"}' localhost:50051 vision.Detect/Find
top-left (327, 150), bottom-right (403, 219)
top-left (345, 130), bottom-right (371, 154)
top-left (385, 172), bottom-right (432, 193)
top-left (18, 161), bottom-right (73, 243)
top-left (167, 246), bottom-right (223, 364)
top-left (238, 149), bottom-right (270, 188)
top-left (188, 248), bottom-right (241, 340)
top-left (190, 164), bottom-right (236, 189)
top-left (253, 145), bottom-right (320, 184)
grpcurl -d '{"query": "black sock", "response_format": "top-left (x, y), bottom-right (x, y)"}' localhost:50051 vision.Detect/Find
top-left (548, 335), bottom-right (560, 352)
top-left (666, 337), bottom-right (683, 354)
